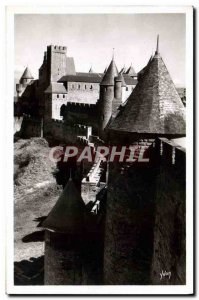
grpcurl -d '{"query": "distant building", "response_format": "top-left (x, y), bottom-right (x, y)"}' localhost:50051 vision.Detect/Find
top-left (15, 45), bottom-right (137, 123)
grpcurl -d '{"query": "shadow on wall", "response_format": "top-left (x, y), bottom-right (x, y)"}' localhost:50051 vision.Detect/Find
top-left (14, 256), bottom-right (44, 285)
top-left (22, 230), bottom-right (45, 243)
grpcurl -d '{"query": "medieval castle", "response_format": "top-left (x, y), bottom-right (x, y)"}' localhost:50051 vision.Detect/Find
top-left (15, 36), bottom-right (186, 285)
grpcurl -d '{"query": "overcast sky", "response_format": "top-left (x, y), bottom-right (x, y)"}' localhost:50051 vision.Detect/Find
top-left (15, 13), bottom-right (185, 86)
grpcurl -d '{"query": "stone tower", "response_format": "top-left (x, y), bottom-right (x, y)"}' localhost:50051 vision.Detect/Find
top-left (103, 36), bottom-right (186, 285)
top-left (16, 67), bottom-right (34, 99)
top-left (42, 177), bottom-right (86, 285)
top-left (125, 62), bottom-right (137, 79)
top-left (46, 45), bottom-right (68, 83)
top-left (112, 73), bottom-right (126, 115)
top-left (98, 56), bottom-right (118, 139)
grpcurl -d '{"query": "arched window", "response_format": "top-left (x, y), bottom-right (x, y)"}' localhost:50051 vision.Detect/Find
top-left (78, 84), bottom-right (81, 90)
top-left (57, 94), bottom-right (59, 98)
top-left (90, 85), bottom-right (93, 90)
top-left (126, 87), bottom-right (128, 91)
top-left (85, 85), bottom-right (87, 89)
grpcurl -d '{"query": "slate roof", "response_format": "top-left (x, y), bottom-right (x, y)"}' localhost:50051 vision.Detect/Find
top-left (21, 80), bottom-right (35, 97)
top-left (100, 59), bottom-right (118, 86)
top-left (119, 66), bottom-right (126, 74)
top-left (20, 67), bottom-right (34, 81)
top-left (59, 72), bottom-right (103, 83)
top-left (109, 51), bottom-right (186, 135)
top-left (137, 55), bottom-right (153, 80)
top-left (59, 68), bottom-right (136, 86)
top-left (45, 82), bottom-right (67, 94)
top-left (125, 63), bottom-right (137, 77)
top-left (42, 178), bottom-right (86, 233)
top-left (123, 74), bottom-right (138, 85)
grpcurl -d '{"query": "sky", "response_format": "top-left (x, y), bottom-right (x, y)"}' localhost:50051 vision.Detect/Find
top-left (15, 13), bottom-right (186, 86)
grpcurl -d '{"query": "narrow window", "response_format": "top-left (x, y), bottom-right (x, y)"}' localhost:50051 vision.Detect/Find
top-left (78, 84), bottom-right (81, 90)
top-left (63, 95), bottom-right (65, 98)
top-left (126, 87), bottom-right (128, 91)
top-left (85, 85), bottom-right (87, 90)
top-left (90, 85), bottom-right (93, 90)
top-left (57, 94), bottom-right (59, 98)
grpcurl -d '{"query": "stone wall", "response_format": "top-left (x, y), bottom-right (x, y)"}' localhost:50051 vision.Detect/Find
top-left (44, 119), bottom-right (89, 144)
top-left (151, 138), bottom-right (186, 284)
top-left (67, 82), bottom-right (99, 105)
top-left (64, 102), bottom-right (99, 134)
top-left (18, 115), bottom-right (42, 138)
top-left (44, 228), bottom-right (104, 285)
top-left (103, 137), bottom-right (186, 285)
top-left (104, 156), bottom-right (156, 284)
top-left (44, 230), bottom-right (83, 285)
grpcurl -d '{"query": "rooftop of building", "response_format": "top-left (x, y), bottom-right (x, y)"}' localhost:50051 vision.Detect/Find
top-left (20, 67), bottom-right (34, 81)
top-left (125, 63), bottom-right (137, 77)
top-left (42, 177), bottom-right (86, 233)
top-left (100, 58), bottom-right (119, 86)
top-left (59, 72), bottom-right (103, 83)
top-left (45, 82), bottom-right (67, 94)
top-left (108, 36), bottom-right (186, 136)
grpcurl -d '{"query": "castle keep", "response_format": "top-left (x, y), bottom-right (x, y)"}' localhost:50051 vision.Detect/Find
top-left (15, 36), bottom-right (186, 285)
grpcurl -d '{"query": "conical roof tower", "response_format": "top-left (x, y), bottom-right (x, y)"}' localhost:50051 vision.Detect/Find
top-left (42, 177), bottom-right (86, 233)
top-left (20, 67), bottom-right (34, 81)
top-left (109, 36), bottom-right (186, 135)
top-left (101, 54), bottom-right (118, 86)
top-left (125, 63), bottom-right (136, 77)
top-left (119, 65), bottom-right (126, 74)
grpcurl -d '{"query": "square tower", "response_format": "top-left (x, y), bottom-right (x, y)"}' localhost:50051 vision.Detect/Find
top-left (47, 45), bottom-right (67, 83)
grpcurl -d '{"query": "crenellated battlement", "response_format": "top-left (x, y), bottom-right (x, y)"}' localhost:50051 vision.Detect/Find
top-left (157, 137), bottom-right (186, 167)
top-left (47, 45), bottom-right (67, 52)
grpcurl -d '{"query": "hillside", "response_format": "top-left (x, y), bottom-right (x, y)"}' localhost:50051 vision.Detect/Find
top-left (14, 138), bottom-right (62, 284)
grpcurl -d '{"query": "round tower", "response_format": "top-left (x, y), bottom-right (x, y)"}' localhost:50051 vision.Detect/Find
top-left (99, 58), bottom-right (118, 139)
top-left (114, 73), bottom-right (126, 101)
top-left (42, 177), bottom-right (86, 285)
top-left (19, 67), bottom-right (34, 87)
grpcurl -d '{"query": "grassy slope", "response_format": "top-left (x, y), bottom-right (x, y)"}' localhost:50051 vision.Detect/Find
top-left (14, 138), bottom-right (62, 262)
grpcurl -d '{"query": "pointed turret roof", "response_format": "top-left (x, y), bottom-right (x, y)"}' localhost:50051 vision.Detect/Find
top-left (42, 178), bottom-right (86, 233)
top-left (109, 37), bottom-right (186, 135)
top-left (119, 65), bottom-right (126, 74)
top-left (101, 59), bottom-right (118, 86)
top-left (20, 67), bottom-right (34, 80)
top-left (137, 55), bottom-right (153, 80)
top-left (125, 63), bottom-right (137, 77)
